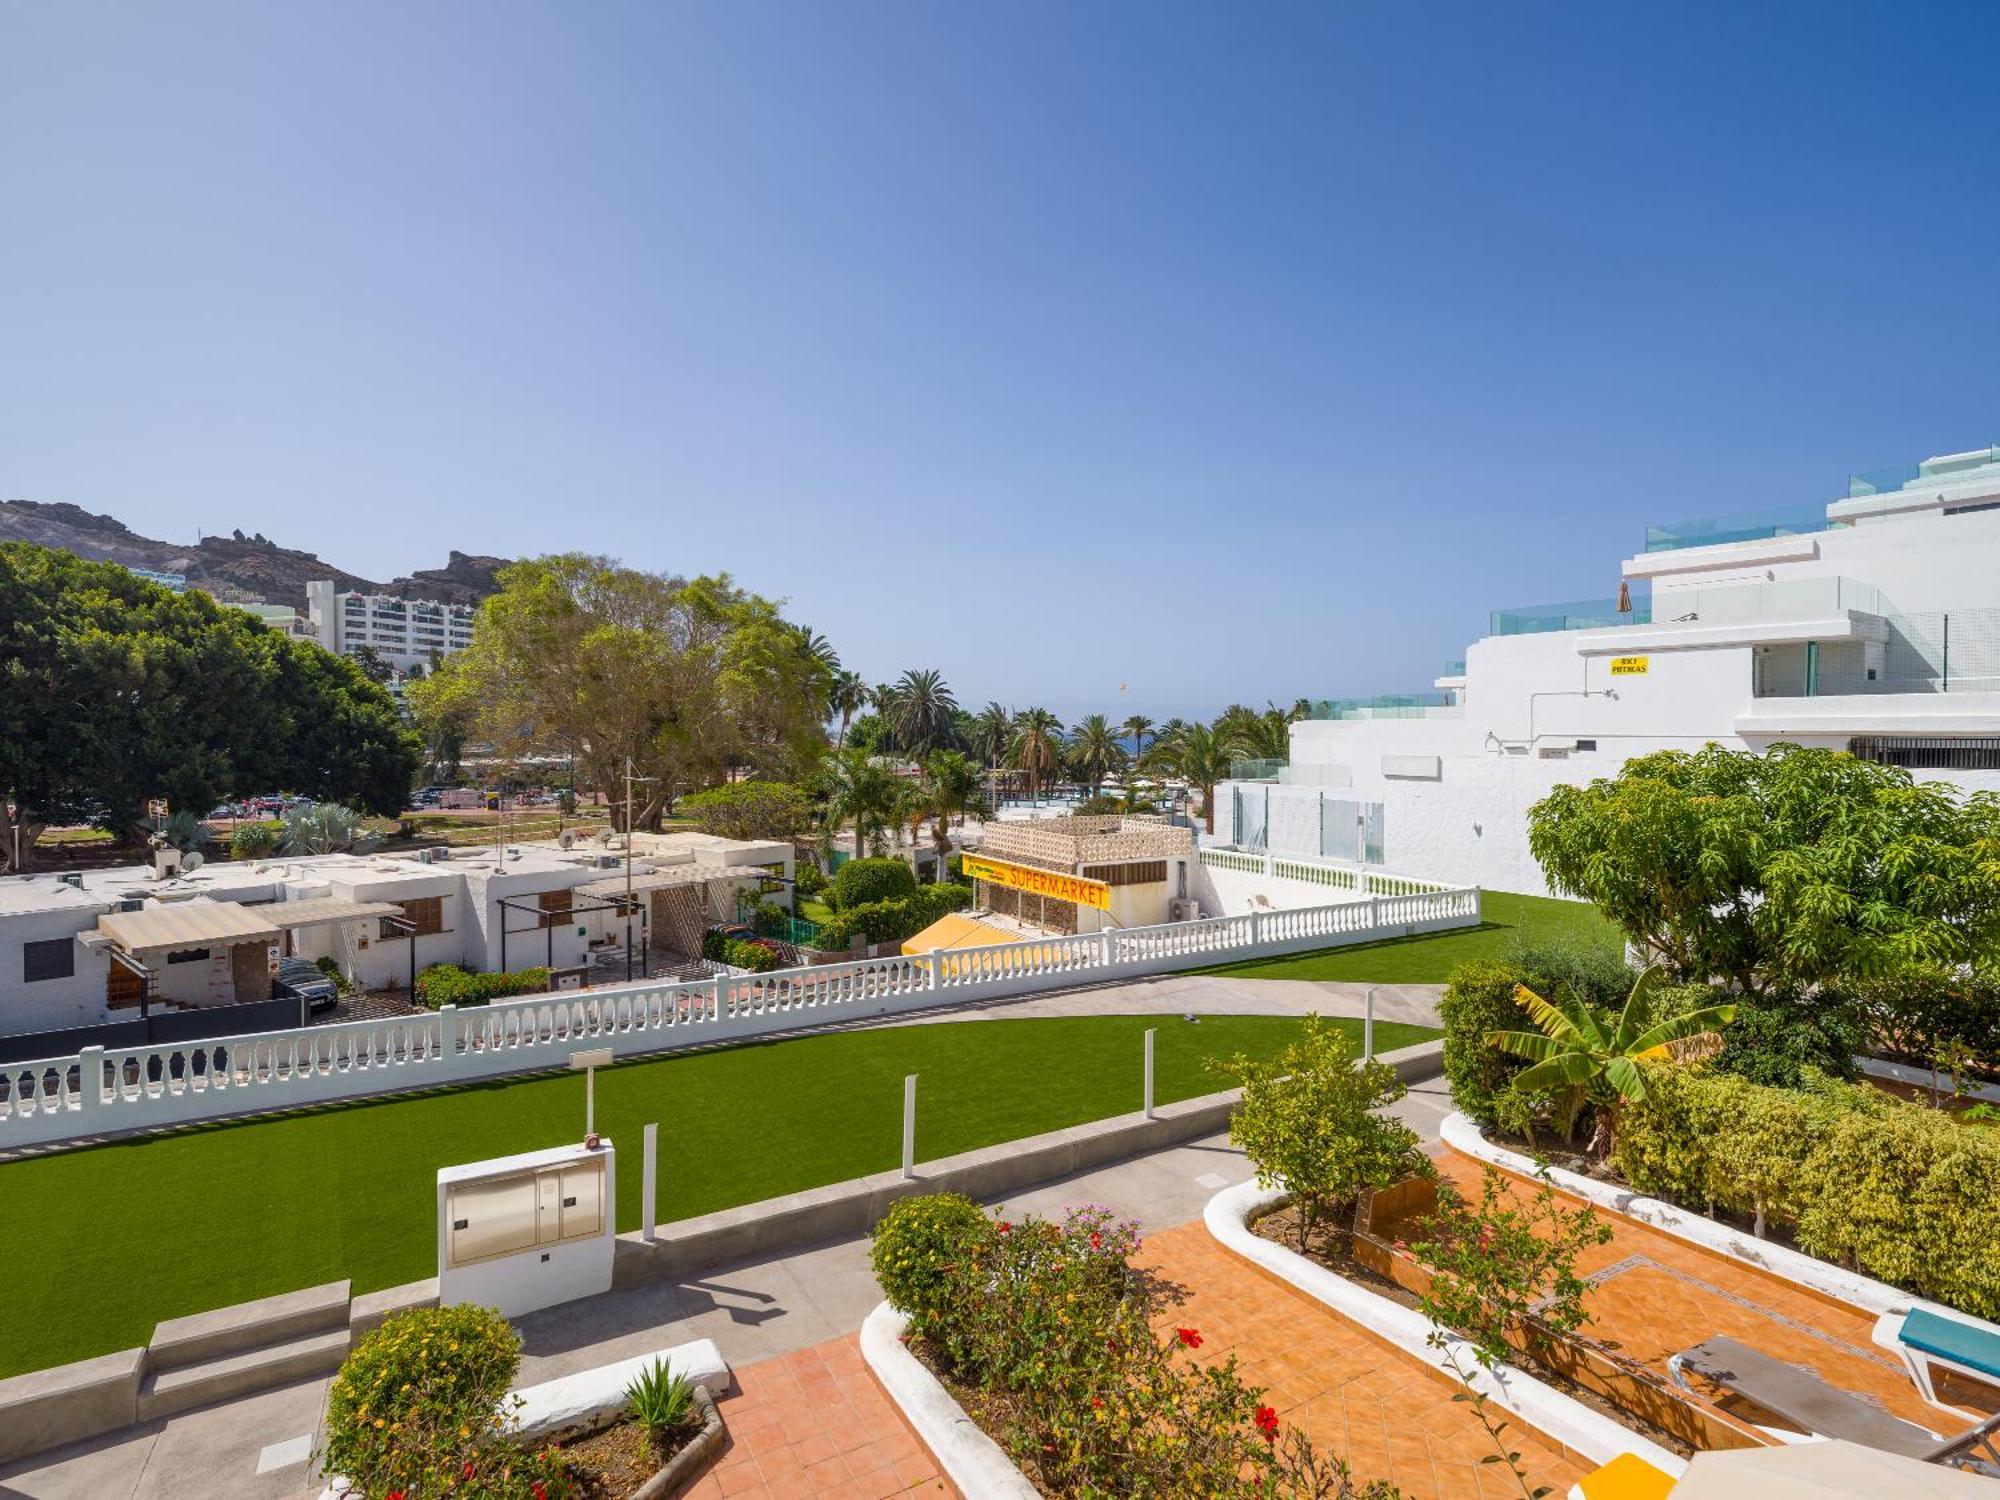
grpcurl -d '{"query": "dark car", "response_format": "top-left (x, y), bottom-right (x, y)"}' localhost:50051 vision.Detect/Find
top-left (272, 957), bottom-right (340, 1013)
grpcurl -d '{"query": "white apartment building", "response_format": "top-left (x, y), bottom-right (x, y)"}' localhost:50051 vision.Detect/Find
top-left (0, 831), bottom-right (791, 1040)
top-left (1214, 442), bottom-right (2000, 895)
top-left (305, 579), bottom-right (477, 676)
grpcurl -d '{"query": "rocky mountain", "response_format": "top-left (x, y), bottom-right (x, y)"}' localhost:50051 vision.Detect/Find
top-left (0, 499), bottom-right (508, 610)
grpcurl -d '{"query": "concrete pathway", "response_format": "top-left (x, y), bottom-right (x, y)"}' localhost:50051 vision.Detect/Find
top-left (0, 983), bottom-right (1450, 1500)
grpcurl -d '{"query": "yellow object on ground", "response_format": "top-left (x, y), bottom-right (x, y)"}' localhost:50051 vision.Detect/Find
top-left (900, 912), bottom-right (1029, 956)
top-left (1569, 1451), bottom-right (1677, 1500)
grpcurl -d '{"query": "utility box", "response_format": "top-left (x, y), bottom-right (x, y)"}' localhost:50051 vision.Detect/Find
top-left (437, 1141), bottom-right (615, 1317)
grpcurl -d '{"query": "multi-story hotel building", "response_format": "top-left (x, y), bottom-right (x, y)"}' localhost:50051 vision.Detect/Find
top-left (1214, 442), bottom-right (2000, 894)
top-left (305, 578), bottom-right (477, 676)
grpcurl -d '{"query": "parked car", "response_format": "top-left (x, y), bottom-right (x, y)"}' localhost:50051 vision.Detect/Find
top-left (272, 957), bottom-right (340, 1013)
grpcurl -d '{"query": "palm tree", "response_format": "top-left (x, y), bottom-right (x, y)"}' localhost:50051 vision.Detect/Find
top-left (813, 747), bottom-right (900, 859)
top-left (970, 702), bottom-right (1014, 769)
top-left (791, 625), bottom-right (840, 676)
top-left (911, 750), bottom-right (987, 861)
top-left (280, 801), bottom-right (382, 856)
top-left (870, 682), bottom-right (904, 753)
top-left (1067, 714), bottom-right (1128, 797)
top-left (1233, 704), bottom-right (1292, 762)
top-left (888, 669), bottom-right (960, 756)
top-left (1120, 714), bottom-right (1155, 760)
top-left (1010, 708), bottom-right (1063, 805)
top-left (1486, 967), bottom-right (1736, 1161)
top-left (1289, 697), bottom-right (1314, 721)
top-left (1164, 722), bottom-right (1235, 834)
top-left (829, 670), bottom-right (869, 748)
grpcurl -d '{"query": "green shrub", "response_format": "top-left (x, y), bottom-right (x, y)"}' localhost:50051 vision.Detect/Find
top-left (1713, 989), bottom-right (1865, 1087)
top-left (1212, 1015), bottom-right (1429, 1251)
top-left (1440, 948), bottom-right (1634, 1137)
top-left (794, 862), bottom-right (828, 899)
top-left (1615, 1066), bottom-right (2000, 1317)
top-left (814, 883), bottom-right (971, 952)
top-left (700, 928), bottom-right (726, 962)
top-left (321, 1304), bottom-right (570, 1498)
top-left (228, 821), bottom-right (279, 860)
top-left (1858, 972), bottom-right (2000, 1076)
top-left (831, 856), bottom-right (916, 912)
top-left (750, 901), bottom-right (790, 939)
top-left (869, 1193), bottom-right (993, 1338)
top-left (413, 964), bottom-right (552, 1009)
top-left (721, 937), bottom-right (780, 972)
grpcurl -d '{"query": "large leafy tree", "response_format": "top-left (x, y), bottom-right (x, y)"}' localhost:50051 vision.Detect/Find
top-left (408, 556), bottom-right (828, 829)
top-left (1164, 721), bottom-right (1236, 834)
top-left (0, 543), bottom-right (416, 868)
top-left (1528, 743), bottom-right (2000, 997)
top-left (677, 780), bottom-right (814, 841)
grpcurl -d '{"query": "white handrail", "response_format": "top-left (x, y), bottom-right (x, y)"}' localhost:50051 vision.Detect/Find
top-left (0, 881), bottom-right (1479, 1148)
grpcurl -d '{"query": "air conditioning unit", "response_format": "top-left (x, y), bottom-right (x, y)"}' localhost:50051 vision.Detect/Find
top-left (596, 854), bottom-right (622, 870)
top-left (59, 873), bottom-right (84, 889)
top-left (1169, 898), bottom-right (1202, 922)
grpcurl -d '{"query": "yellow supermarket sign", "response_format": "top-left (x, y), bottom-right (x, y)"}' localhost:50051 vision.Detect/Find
top-left (961, 854), bottom-right (1111, 911)
top-left (1609, 655), bottom-right (1650, 676)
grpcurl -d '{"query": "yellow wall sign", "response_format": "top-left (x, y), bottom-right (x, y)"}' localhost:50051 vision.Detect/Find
top-left (961, 854), bottom-right (1111, 911)
top-left (1609, 655), bottom-right (1650, 676)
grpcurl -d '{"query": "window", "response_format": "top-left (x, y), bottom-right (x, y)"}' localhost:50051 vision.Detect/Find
top-left (166, 947), bottom-right (211, 965)
top-left (1849, 736), bottom-right (2000, 771)
top-left (395, 896), bottom-right (446, 937)
top-left (23, 937), bottom-right (75, 983)
top-left (1081, 861), bottom-right (1168, 887)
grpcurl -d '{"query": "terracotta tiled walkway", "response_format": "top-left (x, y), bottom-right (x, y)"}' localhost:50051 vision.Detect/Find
top-left (1405, 1152), bottom-right (1963, 1433)
top-left (1142, 1221), bottom-right (1588, 1499)
top-left (683, 1337), bottom-right (957, 1499)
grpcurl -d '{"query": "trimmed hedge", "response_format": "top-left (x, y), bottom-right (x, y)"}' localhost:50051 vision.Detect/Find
top-left (815, 882), bottom-right (971, 951)
top-left (831, 856), bottom-right (916, 911)
top-left (1439, 945), bottom-right (1632, 1132)
top-left (1616, 1065), bottom-right (2000, 1318)
top-left (413, 964), bottom-right (551, 1009)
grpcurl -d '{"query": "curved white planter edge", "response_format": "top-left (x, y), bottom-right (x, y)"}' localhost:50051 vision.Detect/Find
top-left (1202, 1180), bottom-right (1686, 1479)
top-left (1436, 1110), bottom-right (1986, 1326)
top-left (859, 1301), bottom-right (1039, 1500)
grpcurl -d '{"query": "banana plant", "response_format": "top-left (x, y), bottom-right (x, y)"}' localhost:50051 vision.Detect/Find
top-left (1486, 965), bottom-right (1735, 1162)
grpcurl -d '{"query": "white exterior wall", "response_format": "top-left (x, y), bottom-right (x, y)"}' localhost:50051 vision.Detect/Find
top-left (1, 902), bottom-right (112, 1032)
top-left (1229, 472), bottom-right (2000, 896)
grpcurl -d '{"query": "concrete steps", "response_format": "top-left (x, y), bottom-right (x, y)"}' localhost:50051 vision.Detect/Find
top-left (137, 1326), bottom-right (351, 1421)
top-left (135, 1280), bottom-right (352, 1421)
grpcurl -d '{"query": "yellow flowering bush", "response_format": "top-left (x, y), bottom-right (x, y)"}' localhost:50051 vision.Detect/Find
top-left (321, 1304), bottom-right (570, 1498)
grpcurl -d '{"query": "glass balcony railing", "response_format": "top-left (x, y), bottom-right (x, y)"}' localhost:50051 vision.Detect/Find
top-left (1229, 758), bottom-right (1285, 781)
top-left (1440, 659), bottom-right (1466, 677)
top-left (1849, 444), bottom-right (2000, 498)
top-left (1489, 597), bottom-right (1651, 636)
top-left (1644, 502), bottom-right (1829, 553)
top-left (1303, 692), bottom-right (1457, 721)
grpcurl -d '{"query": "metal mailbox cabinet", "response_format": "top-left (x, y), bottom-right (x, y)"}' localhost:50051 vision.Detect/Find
top-left (437, 1141), bottom-right (616, 1317)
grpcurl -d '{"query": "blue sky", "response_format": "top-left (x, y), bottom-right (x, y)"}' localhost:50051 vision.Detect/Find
top-left (5, 2), bottom-right (1998, 723)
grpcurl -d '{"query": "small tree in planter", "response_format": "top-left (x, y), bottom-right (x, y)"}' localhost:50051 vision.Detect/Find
top-left (1213, 1015), bottom-right (1431, 1251)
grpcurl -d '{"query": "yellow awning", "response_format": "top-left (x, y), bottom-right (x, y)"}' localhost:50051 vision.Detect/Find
top-left (900, 912), bottom-right (1026, 955)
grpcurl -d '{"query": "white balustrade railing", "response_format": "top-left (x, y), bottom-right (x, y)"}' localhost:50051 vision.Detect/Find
top-left (0, 881), bottom-right (1479, 1149)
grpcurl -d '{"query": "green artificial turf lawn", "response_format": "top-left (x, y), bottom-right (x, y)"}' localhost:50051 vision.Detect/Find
top-left (0, 1012), bottom-right (1434, 1377)
top-left (1195, 891), bottom-right (1620, 984)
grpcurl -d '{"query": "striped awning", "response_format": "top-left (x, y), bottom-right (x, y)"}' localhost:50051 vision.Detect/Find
top-left (575, 866), bottom-right (743, 899)
top-left (96, 901), bottom-right (282, 953)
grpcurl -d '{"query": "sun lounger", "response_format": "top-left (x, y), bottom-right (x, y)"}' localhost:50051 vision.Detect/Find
top-left (1670, 1335), bottom-right (2000, 1476)
top-left (1874, 1305), bottom-right (2000, 1411)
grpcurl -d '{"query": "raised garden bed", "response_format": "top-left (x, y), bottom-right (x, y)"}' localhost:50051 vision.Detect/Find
top-left (559, 1384), bottom-right (725, 1499)
top-left (1245, 1181), bottom-right (1743, 1458)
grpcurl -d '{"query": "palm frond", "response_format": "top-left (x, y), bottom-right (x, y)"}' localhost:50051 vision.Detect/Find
top-left (1602, 1055), bottom-right (1648, 1102)
top-left (1626, 1004), bottom-right (1737, 1057)
top-left (1512, 1054), bottom-right (1603, 1091)
top-left (1514, 984), bottom-right (1606, 1050)
top-left (1483, 1028), bottom-right (1573, 1064)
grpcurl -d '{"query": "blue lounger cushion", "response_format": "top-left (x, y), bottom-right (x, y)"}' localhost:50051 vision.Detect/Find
top-left (1902, 1307), bottom-right (2000, 1381)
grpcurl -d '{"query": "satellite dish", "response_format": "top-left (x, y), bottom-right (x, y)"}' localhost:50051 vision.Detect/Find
top-left (558, 830), bottom-right (578, 850)
top-left (183, 851), bottom-right (205, 872)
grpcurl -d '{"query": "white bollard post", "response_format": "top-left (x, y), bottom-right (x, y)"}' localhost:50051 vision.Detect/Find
top-left (1364, 988), bottom-right (1376, 1061)
top-left (642, 1122), bottom-right (659, 1243)
top-left (902, 1074), bottom-right (918, 1180)
top-left (76, 1045), bottom-right (103, 1122)
top-left (1143, 1028), bottom-right (1155, 1119)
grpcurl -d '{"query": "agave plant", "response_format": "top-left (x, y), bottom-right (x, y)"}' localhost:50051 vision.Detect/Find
top-left (624, 1356), bottom-right (698, 1457)
top-left (279, 801), bottom-right (382, 856)
top-left (1485, 966), bottom-right (1735, 1161)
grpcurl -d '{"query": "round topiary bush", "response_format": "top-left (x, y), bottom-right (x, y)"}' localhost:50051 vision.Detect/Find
top-left (321, 1303), bottom-right (567, 1496)
top-left (832, 856), bottom-right (917, 911)
top-left (228, 822), bottom-right (279, 860)
top-left (869, 1192), bottom-right (992, 1338)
